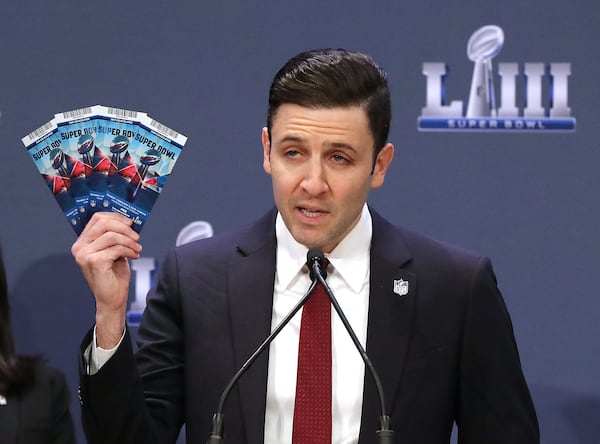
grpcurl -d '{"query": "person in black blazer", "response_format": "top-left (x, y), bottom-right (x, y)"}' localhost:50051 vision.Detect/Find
top-left (0, 249), bottom-right (76, 444)
top-left (73, 49), bottom-right (539, 443)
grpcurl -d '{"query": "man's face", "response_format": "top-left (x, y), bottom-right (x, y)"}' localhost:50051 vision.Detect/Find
top-left (262, 103), bottom-right (394, 253)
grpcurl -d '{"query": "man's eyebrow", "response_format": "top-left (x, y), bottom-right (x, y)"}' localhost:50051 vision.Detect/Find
top-left (276, 135), bottom-right (306, 145)
top-left (325, 141), bottom-right (357, 152)
top-left (274, 135), bottom-right (358, 153)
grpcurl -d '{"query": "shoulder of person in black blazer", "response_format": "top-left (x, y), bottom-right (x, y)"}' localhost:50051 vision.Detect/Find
top-left (1, 362), bottom-right (76, 444)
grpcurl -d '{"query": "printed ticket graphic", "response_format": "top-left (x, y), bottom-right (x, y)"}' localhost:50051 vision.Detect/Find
top-left (22, 105), bottom-right (188, 234)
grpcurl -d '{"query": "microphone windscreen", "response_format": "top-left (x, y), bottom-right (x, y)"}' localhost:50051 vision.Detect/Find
top-left (306, 247), bottom-right (325, 265)
top-left (306, 247), bottom-right (326, 280)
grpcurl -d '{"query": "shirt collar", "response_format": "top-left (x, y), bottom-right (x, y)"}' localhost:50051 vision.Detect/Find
top-left (275, 204), bottom-right (372, 293)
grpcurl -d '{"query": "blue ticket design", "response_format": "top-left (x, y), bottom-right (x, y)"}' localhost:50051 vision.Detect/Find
top-left (23, 105), bottom-right (188, 235)
top-left (21, 119), bottom-right (84, 234)
top-left (53, 106), bottom-right (108, 226)
top-left (103, 113), bottom-right (187, 232)
top-left (56, 106), bottom-right (149, 214)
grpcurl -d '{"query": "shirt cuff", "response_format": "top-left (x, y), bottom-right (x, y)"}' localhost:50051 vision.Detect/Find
top-left (84, 326), bottom-right (126, 375)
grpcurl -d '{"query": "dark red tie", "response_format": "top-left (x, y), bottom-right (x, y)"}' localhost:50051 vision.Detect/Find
top-left (292, 261), bottom-right (332, 444)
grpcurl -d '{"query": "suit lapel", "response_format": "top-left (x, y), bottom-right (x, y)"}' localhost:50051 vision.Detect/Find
top-left (227, 210), bottom-right (277, 443)
top-left (359, 211), bottom-right (417, 442)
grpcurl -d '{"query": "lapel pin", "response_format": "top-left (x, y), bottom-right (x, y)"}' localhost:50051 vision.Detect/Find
top-left (0, 395), bottom-right (7, 406)
top-left (393, 279), bottom-right (409, 297)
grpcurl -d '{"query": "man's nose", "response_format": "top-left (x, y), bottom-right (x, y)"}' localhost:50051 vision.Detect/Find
top-left (300, 159), bottom-right (328, 195)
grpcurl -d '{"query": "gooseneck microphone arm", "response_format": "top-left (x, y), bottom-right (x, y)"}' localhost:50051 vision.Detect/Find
top-left (207, 248), bottom-right (394, 443)
top-left (206, 277), bottom-right (319, 443)
top-left (307, 247), bottom-right (395, 443)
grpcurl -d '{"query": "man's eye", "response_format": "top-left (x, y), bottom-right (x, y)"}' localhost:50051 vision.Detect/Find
top-left (285, 150), bottom-right (300, 158)
top-left (332, 154), bottom-right (348, 163)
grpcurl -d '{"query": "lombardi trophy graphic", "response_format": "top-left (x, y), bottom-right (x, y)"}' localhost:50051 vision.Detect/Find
top-left (50, 149), bottom-right (69, 178)
top-left (109, 135), bottom-right (129, 175)
top-left (78, 134), bottom-right (94, 167)
top-left (466, 25), bottom-right (504, 118)
top-left (132, 148), bottom-right (161, 199)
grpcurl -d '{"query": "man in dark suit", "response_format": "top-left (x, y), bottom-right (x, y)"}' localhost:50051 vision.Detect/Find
top-left (73, 49), bottom-right (539, 443)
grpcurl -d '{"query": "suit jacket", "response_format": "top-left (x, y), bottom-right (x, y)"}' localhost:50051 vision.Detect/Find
top-left (0, 364), bottom-right (76, 444)
top-left (79, 208), bottom-right (539, 444)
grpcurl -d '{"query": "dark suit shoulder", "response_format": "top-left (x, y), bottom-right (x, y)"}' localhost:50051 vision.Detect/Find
top-left (149, 209), bottom-right (277, 304)
top-left (371, 208), bottom-right (485, 271)
top-left (16, 363), bottom-right (68, 402)
top-left (9, 364), bottom-right (76, 444)
top-left (34, 364), bottom-right (68, 387)
top-left (170, 208), bottom-right (277, 265)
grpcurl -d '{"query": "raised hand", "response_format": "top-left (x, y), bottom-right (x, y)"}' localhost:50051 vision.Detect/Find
top-left (72, 212), bottom-right (142, 348)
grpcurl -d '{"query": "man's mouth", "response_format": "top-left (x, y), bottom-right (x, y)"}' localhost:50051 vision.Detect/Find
top-left (299, 207), bottom-right (325, 218)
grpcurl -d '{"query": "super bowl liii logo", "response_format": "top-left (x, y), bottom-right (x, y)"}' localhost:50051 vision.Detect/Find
top-left (418, 25), bottom-right (575, 132)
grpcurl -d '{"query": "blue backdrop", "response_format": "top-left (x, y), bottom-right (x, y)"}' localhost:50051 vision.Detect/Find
top-left (1, 1), bottom-right (598, 443)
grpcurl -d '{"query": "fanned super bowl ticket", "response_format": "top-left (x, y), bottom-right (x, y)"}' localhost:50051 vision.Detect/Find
top-left (22, 105), bottom-right (188, 234)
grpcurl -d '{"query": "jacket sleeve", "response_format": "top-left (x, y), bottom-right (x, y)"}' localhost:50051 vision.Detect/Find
top-left (457, 256), bottom-right (540, 444)
top-left (78, 248), bottom-right (185, 444)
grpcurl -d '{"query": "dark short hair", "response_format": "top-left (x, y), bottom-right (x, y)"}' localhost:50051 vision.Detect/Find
top-left (267, 48), bottom-right (391, 160)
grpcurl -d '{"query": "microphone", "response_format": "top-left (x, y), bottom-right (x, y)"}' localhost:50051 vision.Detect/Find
top-left (306, 247), bottom-right (327, 280)
top-left (206, 254), bottom-right (320, 443)
top-left (307, 247), bottom-right (394, 443)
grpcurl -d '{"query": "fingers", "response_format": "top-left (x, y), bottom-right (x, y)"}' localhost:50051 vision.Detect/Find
top-left (71, 212), bottom-right (141, 314)
top-left (72, 212), bottom-right (142, 265)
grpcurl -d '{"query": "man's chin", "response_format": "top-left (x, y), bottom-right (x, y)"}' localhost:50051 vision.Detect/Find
top-left (290, 231), bottom-right (326, 250)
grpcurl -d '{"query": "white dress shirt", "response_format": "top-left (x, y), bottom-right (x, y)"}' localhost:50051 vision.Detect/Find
top-left (264, 204), bottom-right (372, 444)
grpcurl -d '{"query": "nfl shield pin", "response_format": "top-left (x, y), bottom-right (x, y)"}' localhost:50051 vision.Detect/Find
top-left (393, 279), bottom-right (409, 297)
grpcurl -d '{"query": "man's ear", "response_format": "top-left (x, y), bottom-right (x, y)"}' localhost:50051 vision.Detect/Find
top-left (262, 127), bottom-right (272, 175)
top-left (370, 143), bottom-right (394, 189)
